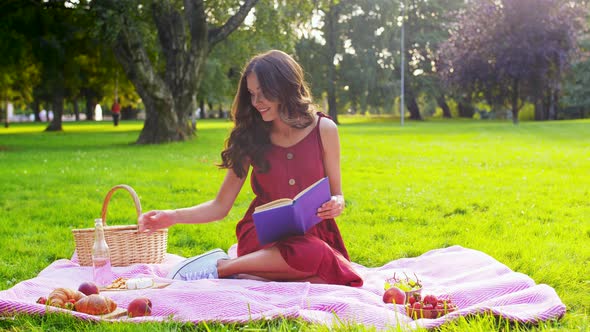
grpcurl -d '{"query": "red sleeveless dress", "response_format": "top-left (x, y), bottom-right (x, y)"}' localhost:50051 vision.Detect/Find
top-left (235, 113), bottom-right (363, 287)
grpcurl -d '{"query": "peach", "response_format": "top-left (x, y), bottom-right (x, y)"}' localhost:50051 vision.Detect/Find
top-left (78, 281), bottom-right (99, 296)
top-left (383, 286), bottom-right (406, 305)
top-left (127, 297), bottom-right (152, 317)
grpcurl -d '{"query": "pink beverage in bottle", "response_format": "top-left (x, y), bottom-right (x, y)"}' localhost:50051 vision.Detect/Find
top-left (92, 218), bottom-right (113, 286)
top-left (92, 257), bottom-right (113, 286)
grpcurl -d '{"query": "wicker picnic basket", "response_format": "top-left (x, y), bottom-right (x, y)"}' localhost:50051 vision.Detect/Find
top-left (72, 184), bottom-right (168, 267)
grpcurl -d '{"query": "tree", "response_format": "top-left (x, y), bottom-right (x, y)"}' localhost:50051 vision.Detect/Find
top-left (439, 0), bottom-right (582, 124)
top-left (398, 0), bottom-right (466, 120)
top-left (318, 0), bottom-right (463, 119)
top-left (323, 0), bottom-right (341, 123)
top-left (199, 1), bottom-right (308, 121)
top-left (296, 0), bottom-right (400, 117)
top-left (561, 6), bottom-right (590, 119)
top-left (75, 43), bottom-right (140, 122)
top-left (2, 0), bottom-right (100, 131)
top-left (294, 0), bottom-right (344, 123)
top-left (338, 0), bottom-right (397, 116)
top-left (0, 1), bottom-right (40, 127)
top-left (28, 1), bottom-right (86, 130)
top-left (91, 0), bottom-right (258, 144)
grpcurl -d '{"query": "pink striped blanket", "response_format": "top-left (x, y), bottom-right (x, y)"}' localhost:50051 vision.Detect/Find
top-left (0, 245), bottom-right (565, 329)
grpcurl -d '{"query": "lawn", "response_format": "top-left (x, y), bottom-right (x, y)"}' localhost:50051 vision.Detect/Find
top-left (0, 117), bottom-right (588, 331)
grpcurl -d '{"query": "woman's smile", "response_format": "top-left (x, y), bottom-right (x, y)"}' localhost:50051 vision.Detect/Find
top-left (247, 73), bottom-right (279, 121)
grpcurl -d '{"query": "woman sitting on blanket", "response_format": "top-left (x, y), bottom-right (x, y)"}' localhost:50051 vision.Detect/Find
top-left (138, 50), bottom-right (363, 287)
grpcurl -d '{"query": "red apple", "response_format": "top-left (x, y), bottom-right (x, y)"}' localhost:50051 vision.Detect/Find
top-left (422, 294), bottom-right (438, 306)
top-left (78, 281), bottom-right (99, 295)
top-left (127, 297), bottom-right (152, 317)
top-left (382, 287), bottom-right (406, 305)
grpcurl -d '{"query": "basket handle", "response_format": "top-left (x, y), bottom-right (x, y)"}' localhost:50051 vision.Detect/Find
top-left (100, 184), bottom-right (143, 226)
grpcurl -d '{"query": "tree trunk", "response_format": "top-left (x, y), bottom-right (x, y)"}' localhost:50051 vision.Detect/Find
top-left (325, 0), bottom-right (339, 124)
top-left (350, 95), bottom-right (358, 114)
top-left (208, 102), bottom-right (214, 117)
top-left (548, 89), bottom-right (558, 120)
top-left (86, 99), bottom-right (95, 121)
top-left (32, 99), bottom-right (41, 122)
top-left (532, 81), bottom-right (547, 121)
top-left (97, 0), bottom-right (257, 144)
top-left (73, 97), bottom-right (80, 121)
top-left (407, 97), bottom-right (422, 120)
top-left (436, 94), bottom-right (452, 118)
top-left (457, 103), bottom-right (473, 118)
top-left (46, 90), bottom-right (64, 131)
top-left (84, 89), bottom-right (95, 121)
top-left (137, 92), bottom-right (189, 143)
top-left (534, 96), bottom-right (543, 121)
top-left (511, 110), bottom-right (519, 124)
top-left (113, 27), bottom-right (201, 143)
top-left (3, 107), bottom-right (8, 128)
top-left (199, 99), bottom-right (205, 119)
top-left (406, 89), bottom-right (422, 120)
top-left (511, 79), bottom-right (520, 125)
top-left (1, 100), bottom-right (7, 128)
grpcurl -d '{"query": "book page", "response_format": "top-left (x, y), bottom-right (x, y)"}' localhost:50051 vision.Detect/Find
top-left (254, 198), bottom-right (293, 213)
top-left (293, 177), bottom-right (328, 201)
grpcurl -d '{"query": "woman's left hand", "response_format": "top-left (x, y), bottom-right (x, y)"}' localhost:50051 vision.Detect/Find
top-left (317, 195), bottom-right (345, 219)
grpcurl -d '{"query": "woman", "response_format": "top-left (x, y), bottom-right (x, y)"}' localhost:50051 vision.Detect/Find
top-left (139, 50), bottom-right (362, 286)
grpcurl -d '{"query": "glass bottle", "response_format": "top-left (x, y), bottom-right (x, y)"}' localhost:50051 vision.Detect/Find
top-left (92, 218), bottom-right (113, 286)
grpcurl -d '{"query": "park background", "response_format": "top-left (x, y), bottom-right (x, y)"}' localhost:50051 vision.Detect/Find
top-left (1, 0), bottom-right (589, 331)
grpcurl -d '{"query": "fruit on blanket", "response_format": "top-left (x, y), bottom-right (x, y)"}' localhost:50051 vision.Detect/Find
top-left (385, 272), bottom-right (422, 292)
top-left (384, 272), bottom-right (422, 304)
top-left (74, 294), bottom-right (117, 315)
top-left (405, 294), bottom-right (458, 320)
top-left (382, 286), bottom-right (406, 304)
top-left (36, 297), bottom-right (47, 305)
top-left (78, 281), bottom-right (100, 296)
top-left (47, 288), bottom-right (86, 309)
top-left (407, 290), bottom-right (421, 304)
top-left (422, 294), bottom-right (438, 306)
top-left (127, 297), bottom-right (152, 317)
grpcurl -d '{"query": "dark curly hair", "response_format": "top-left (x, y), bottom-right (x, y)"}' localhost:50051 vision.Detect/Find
top-left (220, 50), bottom-right (316, 178)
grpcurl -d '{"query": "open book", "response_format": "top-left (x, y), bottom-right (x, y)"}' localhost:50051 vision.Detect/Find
top-left (253, 177), bottom-right (331, 245)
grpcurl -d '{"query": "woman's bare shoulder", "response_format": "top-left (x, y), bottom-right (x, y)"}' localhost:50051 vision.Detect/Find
top-left (318, 114), bottom-right (339, 146)
top-left (318, 113), bottom-right (338, 132)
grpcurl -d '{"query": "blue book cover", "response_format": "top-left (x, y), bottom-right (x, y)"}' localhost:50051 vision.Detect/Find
top-left (253, 177), bottom-right (331, 245)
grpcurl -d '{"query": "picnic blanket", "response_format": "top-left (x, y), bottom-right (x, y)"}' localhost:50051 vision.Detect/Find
top-left (0, 245), bottom-right (565, 330)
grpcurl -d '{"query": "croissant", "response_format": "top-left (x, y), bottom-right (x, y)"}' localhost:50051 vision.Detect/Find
top-left (74, 294), bottom-right (117, 315)
top-left (47, 288), bottom-right (86, 308)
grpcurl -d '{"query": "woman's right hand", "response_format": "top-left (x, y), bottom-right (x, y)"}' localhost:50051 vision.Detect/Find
top-left (138, 210), bottom-right (176, 233)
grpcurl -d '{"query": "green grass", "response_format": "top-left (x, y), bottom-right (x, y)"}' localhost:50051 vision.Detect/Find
top-left (0, 117), bottom-right (588, 331)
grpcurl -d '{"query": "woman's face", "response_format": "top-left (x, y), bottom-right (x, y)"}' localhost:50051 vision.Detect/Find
top-left (246, 73), bottom-right (280, 122)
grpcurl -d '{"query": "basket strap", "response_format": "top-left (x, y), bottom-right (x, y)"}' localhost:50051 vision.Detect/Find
top-left (100, 184), bottom-right (143, 226)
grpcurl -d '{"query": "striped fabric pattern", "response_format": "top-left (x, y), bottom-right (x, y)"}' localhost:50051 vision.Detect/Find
top-left (0, 246), bottom-right (565, 329)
